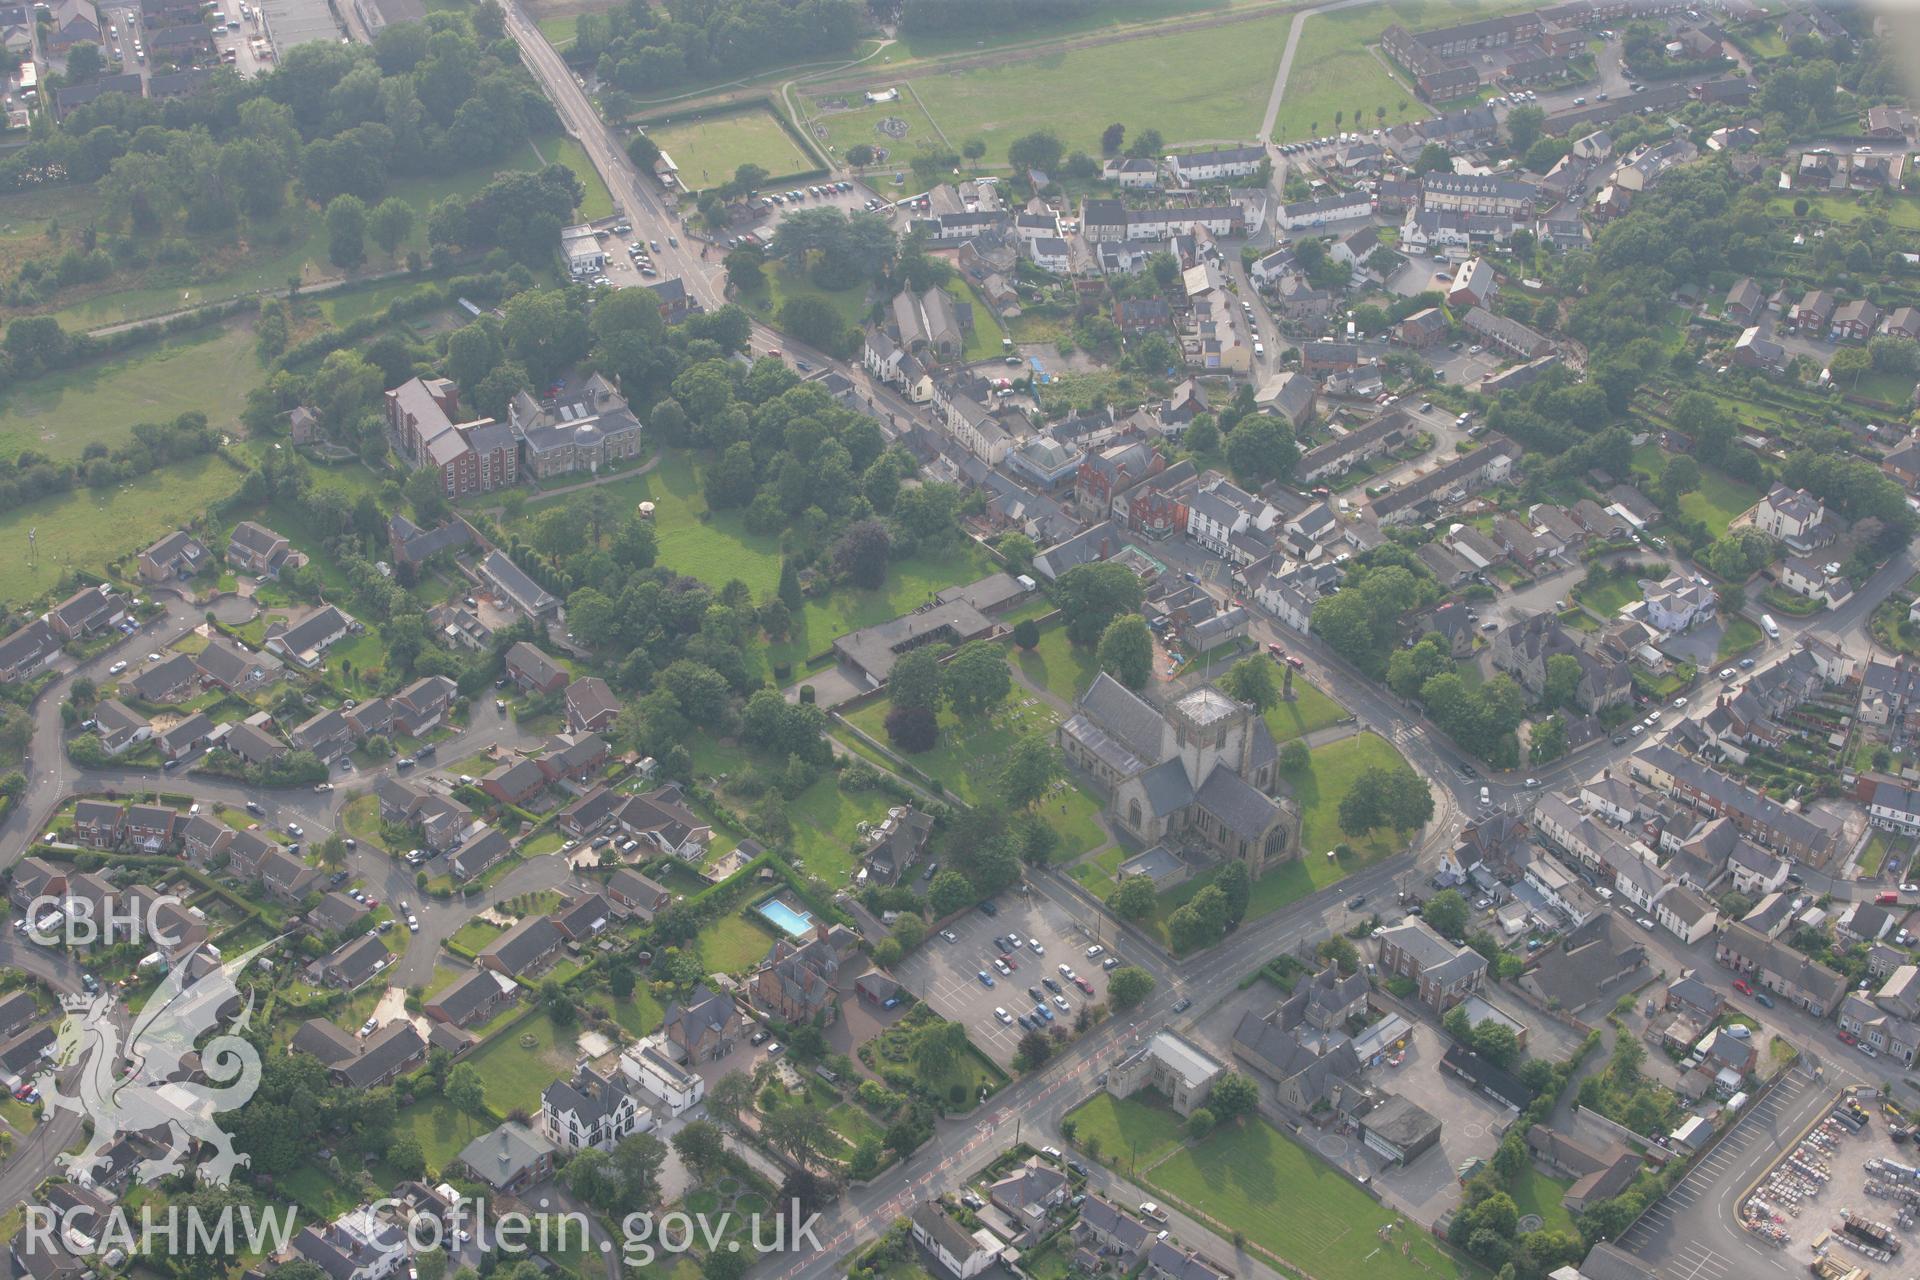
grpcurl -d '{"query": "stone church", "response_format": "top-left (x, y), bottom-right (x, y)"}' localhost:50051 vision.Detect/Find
top-left (1059, 675), bottom-right (1299, 873)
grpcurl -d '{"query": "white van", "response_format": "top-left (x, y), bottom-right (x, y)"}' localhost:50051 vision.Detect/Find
top-left (1761, 614), bottom-right (1780, 640)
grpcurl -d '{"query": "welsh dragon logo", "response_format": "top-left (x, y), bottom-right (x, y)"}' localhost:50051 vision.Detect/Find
top-left (35, 941), bottom-right (275, 1188)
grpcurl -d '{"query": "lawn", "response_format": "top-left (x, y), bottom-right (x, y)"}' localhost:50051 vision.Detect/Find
top-left (1767, 191), bottom-right (1920, 232)
top-left (590, 987), bottom-right (666, 1038)
top-left (1148, 1115), bottom-right (1472, 1280)
top-left (42, 139), bottom-right (589, 330)
top-left (513, 449), bottom-right (785, 597)
top-left (1574, 575), bottom-right (1641, 619)
top-left (784, 772), bottom-right (900, 887)
top-left (696, 912), bottom-right (778, 974)
top-left (450, 917), bottom-right (506, 954)
top-left (1717, 618), bottom-right (1763, 661)
top-left (1063, 1091), bottom-right (1187, 1171)
top-left (1013, 623), bottom-right (1100, 703)
top-left (773, 536), bottom-right (999, 671)
top-left (533, 136), bottom-right (617, 222)
top-left (902, 13), bottom-right (1300, 158)
top-left (1265, 0), bottom-right (1470, 144)
top-left (1508, 1165), bottom-right (1576, 1235)
top-left (645, 109), bottom-right (815, 190)
top-left (803, 95), bottom-right (947, 170)
top-left (737, 259), bottom-right (872, 340)
top-left (0, 320), bottom-right (258, 462)
top-left (466, 1012), bottom-right (584, 1114)
top-left (1680, 469), bottom-right (1762, 539)
top-left (0, 453), bottom-right (248, 608)
top-left (1860, 830), bottom-right (1903, 877)
top-left (1289, 731), bottom-right (1419, 860)
top-left (391, 1096), bottom-right (487, 1177)
top-left (1263, 676), bottom-right (1347, 742)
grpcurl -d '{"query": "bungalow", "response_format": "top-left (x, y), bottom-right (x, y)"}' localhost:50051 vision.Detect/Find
top-left (478, 550), bottom-right (559, 621)
top-left (223, 721), bottom-right (288, 766)
top-left (910, 1202), bottom-right (998, 1280)
top-left (560, 785), bottom-right (625, 837)
top-left (320, 934), bottom-right (392, 988)
top-left (617, 785), bottom-right (712, 860)
top-left (0, 619), bottom-right (60, 683)
top-left (93, 700), bottom-right (152, 756)
top-left (193, 636), bottom-right (280, 692)
top-left (264, 605), bottom-right (355, 668)
top-left (425, 968), bottom-right (517, 1028)
top-left (607, 867), bottom-right (672, 921)
top-left (477, 915), bottom-right (563, 978)
top-left (129, 653), bottom-right (200, 703)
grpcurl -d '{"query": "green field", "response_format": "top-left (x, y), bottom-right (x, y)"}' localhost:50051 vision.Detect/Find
top-left (465, 1012), bottom-right (583, 1114)
top-left (1767, 192), bottom-right (1920, 231)
top-left (774, 537), bottom-right (998, 671)
top-left (1062, 1091), bottom-right (1187, 1169)
top-left (0, 452), bottom-right (248, 607)
top-left (1717, 618), bottom-right (1763, 661)
top-left (0, 321), bottom-right (258, 462)
top-left (537, 136), bottom-right (618, 221)
top-left (646, 110), bottom-right (815, 189)
top-left (696, 913), bottom-right (778, 974)
top-left (392, 1096), bottom-right (488, 1177)
top-left (1509, 1165), bottom-right (1576, 1235)
top-left (840, 693), bottom-right (1108, 856)
top-left (1680, 468), bottom-right (1763, 539)
top-left (1147, 1114), bottom-right (1471, 1280)
top-left (901, 13), bottom-right (1299, 157)
top-left (23, 135), bottom-right (603, 330)
top-left (1263, 676), bottom-right (1347, 742)
top-left (805, 95), bottom-right (947, 169)
top-left (737, 260), bottom-right (872, 339)
top-left (1266, 0), bottom-right (1447, 143)
top-left (1013, 623), bottom-right (1099, 702)
top-left (1292, 730), bottom-right (1419, 858)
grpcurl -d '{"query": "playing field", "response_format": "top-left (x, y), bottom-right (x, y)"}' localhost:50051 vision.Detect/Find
top-left (904, 13), bottom-right (1295, 157)
top-left (0, 453), bottom-right (247, 607)
top-left (0, 320), bottom-right (258, 462)
top-left (1148, 1114), bottom-right (1472, 1280)
top-left (647, 110), bottom-right (814, 191)
top-left (805, 95), bottom-right (947, 168)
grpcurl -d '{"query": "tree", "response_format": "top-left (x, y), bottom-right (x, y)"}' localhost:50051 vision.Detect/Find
top-left (1014, 1029), bottom-right (1052, 1070)
top-left (944, 640), bottom-right (1011, 716)
top-left (325, 194), bottom-right (368, 268)
top-left (1222, 656), bottom-right (1277, 710)
top-left (1472, 1020), bottom-right (1520, 1067)
top-left (1057, 562), bottom-right (1145, 646)
top-left (1167, 883), bottom-right (1229, 951)
top-left (1505, 104), bottom-right (1546, 155)
top-left (1216, 860), bottom-right (1251, 928)
top-left (1338, 784), bottom-right (1382, 838)
top-left (1107, 875), bottom-right (1157, 920)
top-left (778, 294), bottom-right (848, 353)
top-left (1000, 733), bottom-right (1061, 809)
top-left (889, 646), bottom-right (944, 714)
top-left (763, 1106), bottom-right (831, 1170)
top-left (1007, 130), bottom-right (1063, 174)
top-left (1095, 615), bottom-right (1154, 689)
top-left (1542, 652), bottom-right (1583, 711)
top-left (446, 1062), bottom-right (485, 1117)
top-left (962, 138), bottom-right (986, 165)
top-left (929, 869), bottom-right (974, 916)
top-left (1278, 739), bottom-right (1309, 772)
top-left (845, 143), bottom-right (876, 167)
top-left (1101, 122), bottom-right (1126, 155)
top-left (1225, 414), bottom-right (1298, 484)
top-left (1012, 618), bottom-right (1041, 650)
top-left (1660, 454), bottom-right (1701, 511)
top-left (705, 1072), bottom-right (754, 1133)
top-left (1209, 1072), bottom-right (1259, 1120)
top-left (832, 518), bottom-right (892, 588)
top-left (368, 197), bottom-right (415, 257)
top-left (724, 246), bottom-right (765, 293)
top-left (1424, 889), bottom-right (1469, 941)
top-left (885, 704), bottom-right (939, 753)
top-left (1186, 1107), bottom-right (1215, 1138)
top-left (910, 1019), bottom-right (968, 1082)
top-left (1108, 965), bottom-right (1155, 1010)
top-left (66, 41), bottom-right (103, 81)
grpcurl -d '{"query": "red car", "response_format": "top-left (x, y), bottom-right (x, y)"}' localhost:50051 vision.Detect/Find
top-left (1074, 977), bottom-right (1094, 995)
top-left (1733, 978), bottom-right (1753, 995)
top-left (1878, 891), bottom-right (1902, 905)
top-left (1267, 643), bottom-right (1287, 660)
top-left (1002, 954), bottom-right (1017, 971)
top-left (1838, 1030), bottom-right (1857, 1045)
top-left (1286, 655), bottom-right (1306, 670)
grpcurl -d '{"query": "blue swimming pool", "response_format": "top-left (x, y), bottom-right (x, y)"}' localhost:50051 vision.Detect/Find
top-left (756, 896), bottom-right (815, 938)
